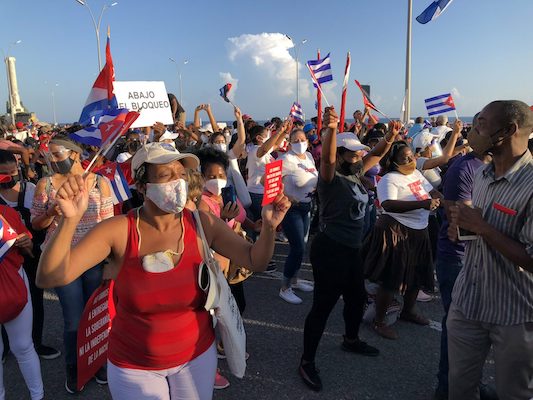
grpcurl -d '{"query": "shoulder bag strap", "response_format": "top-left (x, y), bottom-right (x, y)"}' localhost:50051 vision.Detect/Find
top-left (192, 209), bottom-right (215, 265)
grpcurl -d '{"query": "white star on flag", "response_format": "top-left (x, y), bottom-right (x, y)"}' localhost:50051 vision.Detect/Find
top-left (7, 227), bottom-right (16, 235)
top-left (105, 167), bottom-right (113, 174)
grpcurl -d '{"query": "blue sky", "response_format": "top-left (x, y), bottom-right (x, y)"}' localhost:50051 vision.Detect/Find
top-left (1, 0), bottom-right (532, 124)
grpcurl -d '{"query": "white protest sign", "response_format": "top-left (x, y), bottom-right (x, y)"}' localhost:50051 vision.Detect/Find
top-left (114, 81), bottom-right (173, 128)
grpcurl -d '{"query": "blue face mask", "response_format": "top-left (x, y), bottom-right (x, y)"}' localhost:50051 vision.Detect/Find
top-left (308, 134), bottom-right (318, 144)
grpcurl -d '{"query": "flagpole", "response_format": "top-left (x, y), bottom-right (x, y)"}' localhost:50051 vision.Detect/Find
top-left (316, 49), bottom-right (322, 136)
top-left (405, 0), bottom-right (412, 124)
top-left (306, 63), bottom-right (330, 107)
top-left (339, 52), bottom-right (350, 131)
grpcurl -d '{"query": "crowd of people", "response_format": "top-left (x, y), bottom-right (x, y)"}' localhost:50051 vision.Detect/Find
top-left (0, 97), bottom-right (532, 400)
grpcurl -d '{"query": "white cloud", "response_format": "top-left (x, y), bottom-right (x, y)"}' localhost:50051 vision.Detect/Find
top-left (227, 33), bottom-right (305, 99)
top-left (219, 72), bottom-right (238, 102)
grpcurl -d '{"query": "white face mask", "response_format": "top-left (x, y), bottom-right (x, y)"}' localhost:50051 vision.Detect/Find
top-left (145, 179), bottom-right (188, 214)
top-left (291, 141), bottom-right (308, 155)
top-left (212, 143), bottom-right (227, 153)
top-left (205, 178), bottom-right (227, 196)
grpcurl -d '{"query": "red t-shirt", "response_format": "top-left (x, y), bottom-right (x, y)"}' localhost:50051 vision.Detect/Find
top-left (0, 205), bottom-right (31, 271)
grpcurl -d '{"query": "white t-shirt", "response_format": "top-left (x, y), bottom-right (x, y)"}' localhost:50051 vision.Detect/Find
top-left (0, 181), bottom-right (36, 210)
top-left (377, 170), bottom-right (433, 229)
top-left (246, 145), bottom-right (273, 194)
top-left (416, 157), bottom-right (442, 189)
top-left (280, 151), bottom-right (318, 203)
top-left (431, 125), bottom-right (452, 143)
top-left (116, 152), bottom-right (132, 163)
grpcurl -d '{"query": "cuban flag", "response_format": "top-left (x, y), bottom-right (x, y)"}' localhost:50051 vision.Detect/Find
top-left (416, 0), bottom-right (454, 24)
top-left (71, 108), bottom-right (139, 147)
top-left (94, 162), bottom-right (132, 205)
top-left (424, 93), bottom-right (456, 116)
top-left (307, 53), bottom-right (333, 88)
top-left (290, 102), bottom-right (305, 122)
top-left (219, 83), bottom-right (232, 103)
top-left (78, 30), bottom-right (118, 126)
top-left (0, 215), bottom-right (18, 262)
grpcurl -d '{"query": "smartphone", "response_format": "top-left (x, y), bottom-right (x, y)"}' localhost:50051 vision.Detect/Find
top-left (457, 226), bottom-right (478, 241)
top-left (221, 185), bottom-right (236, 206)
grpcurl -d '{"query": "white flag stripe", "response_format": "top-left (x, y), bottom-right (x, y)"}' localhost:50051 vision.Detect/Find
top-left (0, 238), bottom-right (16, 259)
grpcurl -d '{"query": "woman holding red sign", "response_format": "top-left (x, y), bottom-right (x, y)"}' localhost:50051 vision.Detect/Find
top-left (36, 142), bottom-right (290, 400)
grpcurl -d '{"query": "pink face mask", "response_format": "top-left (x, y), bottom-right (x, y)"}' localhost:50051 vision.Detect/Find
top-left (145, 179), bottom-right (188, 214)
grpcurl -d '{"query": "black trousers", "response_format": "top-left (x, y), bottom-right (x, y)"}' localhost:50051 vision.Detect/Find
top-left (303, 232), bottom-right (367, 362)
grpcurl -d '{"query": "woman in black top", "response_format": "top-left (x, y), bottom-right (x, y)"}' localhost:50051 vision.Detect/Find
top-left (299, 107), bottom-right (401, 391)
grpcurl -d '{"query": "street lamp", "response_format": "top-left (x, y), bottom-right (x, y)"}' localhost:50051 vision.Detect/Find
top-left (285, 35), bottom-right (307, 104)
top-left (74, 0), bottom-right (118, 72)
top-left (2, 40), bottom-right (22, 125)
top-left (169, 57), bottom-right (189, 105)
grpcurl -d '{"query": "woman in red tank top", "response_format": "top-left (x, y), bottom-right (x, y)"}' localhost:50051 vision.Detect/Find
top-left (36, 142), bottom-right (291, 400)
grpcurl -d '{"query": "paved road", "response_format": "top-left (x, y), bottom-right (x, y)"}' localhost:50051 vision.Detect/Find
top-left (4, 241), bottom-right (495, 399)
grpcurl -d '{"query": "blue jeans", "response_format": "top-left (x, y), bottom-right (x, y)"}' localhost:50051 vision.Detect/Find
top-left (246, 192), bottom-right (264, 241)
top-left (435, 257), bottom-right (463, 393)
top-left (55, 264), bottom-right (103, 366)
top-left (281, 202), bottom-right (311, 286)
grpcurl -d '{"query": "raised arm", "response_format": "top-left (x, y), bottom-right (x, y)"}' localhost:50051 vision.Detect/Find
top-left (232, 106), bottom-right (246, 158)
top-left (320, 107), bottom-right (340, 183)
top-left (256, 120), bottom-right (289, 158)
top-left (205, 104), bottom-right (220, 133)
top-left (36, 175), bottom-right (122, 288)
top-left (421, 119), bottom-right (463, 170)
top-left (202, 191), bottom-right (291, 271)
top-left (193, 104), bottom-right (204, 128)
top-left (362, 121), bottom-right (401, 173)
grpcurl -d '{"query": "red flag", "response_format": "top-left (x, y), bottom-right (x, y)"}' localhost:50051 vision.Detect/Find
top-left (339, 52), bottom-right (351, 131)
top-left (316, 50), bottom-right (322, 137)
top-left (354, 79), bottom-right (380, 113)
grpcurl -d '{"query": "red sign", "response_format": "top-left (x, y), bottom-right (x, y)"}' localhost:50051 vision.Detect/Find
top-left (262, 160), bottom-right (283, 206)
top-left (77, 281), bottom-right (116, 390)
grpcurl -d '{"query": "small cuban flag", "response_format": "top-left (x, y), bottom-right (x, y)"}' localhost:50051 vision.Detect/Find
top-left (0, 215), bottom-right (18, 262)
top-left (219, 83), bottom-right (233, 103)
top-left (94, 162), bottom-right (132, 205)
top-left (424, 93), bottom-right (456, 116)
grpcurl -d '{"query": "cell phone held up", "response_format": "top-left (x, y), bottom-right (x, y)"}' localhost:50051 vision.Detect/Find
top-left (221, 185), bottom-right (236, 207)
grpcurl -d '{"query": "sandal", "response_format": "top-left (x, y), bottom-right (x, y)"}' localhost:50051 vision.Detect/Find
top-left (372, 320), bottom-right (399, 340)
top-left (400, 312), bottom-right (429, 326)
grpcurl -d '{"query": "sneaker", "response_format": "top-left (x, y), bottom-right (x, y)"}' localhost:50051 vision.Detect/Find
top-left (94, 366), bottom-right (108, 385)
top-left (416, 290), bottom-right (433, 302)
top-left (276, 231), bottom-right (288, 242)
top-left (341, 336), bottom-right (379, 357)
top-left (279, 288), bottom-right (303, 305)
top-left (292, 280), bottom-right (314, 292)
top-left (372, 320), bottom-right (399, 340)
top-left (214, 369), bottom-right (230, 390)
top-left (36, 345), bottom-right (61, 360)
top-left (298, 359), bottom-right (322, 392)
top-left (65, 364), bottom-right (84, 394)
top-left (264, 260), bottom-right (277, 274)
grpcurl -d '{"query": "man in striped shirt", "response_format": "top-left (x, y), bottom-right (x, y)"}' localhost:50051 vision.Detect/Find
top-left (448, 100), bottom-right (533, 400)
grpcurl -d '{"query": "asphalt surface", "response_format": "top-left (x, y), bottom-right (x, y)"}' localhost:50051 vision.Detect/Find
top-left (4, 240), bottom-right (496, 400)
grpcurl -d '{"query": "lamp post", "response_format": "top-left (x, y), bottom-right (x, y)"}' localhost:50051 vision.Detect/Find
top-left (74, 0), bottom-right (118, 72)
top-left (2, 40), bottom-right (22, 125)
top-left (51, 83), bottom-right (59, 126)
top-left (169, 57), bottom-right (189, 105)
top-left (285, 35), bottom-right (307, 104)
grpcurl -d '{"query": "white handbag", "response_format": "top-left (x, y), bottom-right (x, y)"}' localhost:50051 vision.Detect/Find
top-left (193, 210), bottom-right (247, 378)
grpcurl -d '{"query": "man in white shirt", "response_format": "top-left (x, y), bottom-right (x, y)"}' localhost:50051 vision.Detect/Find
top-left (431, 115), bottom-right (452, 143)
